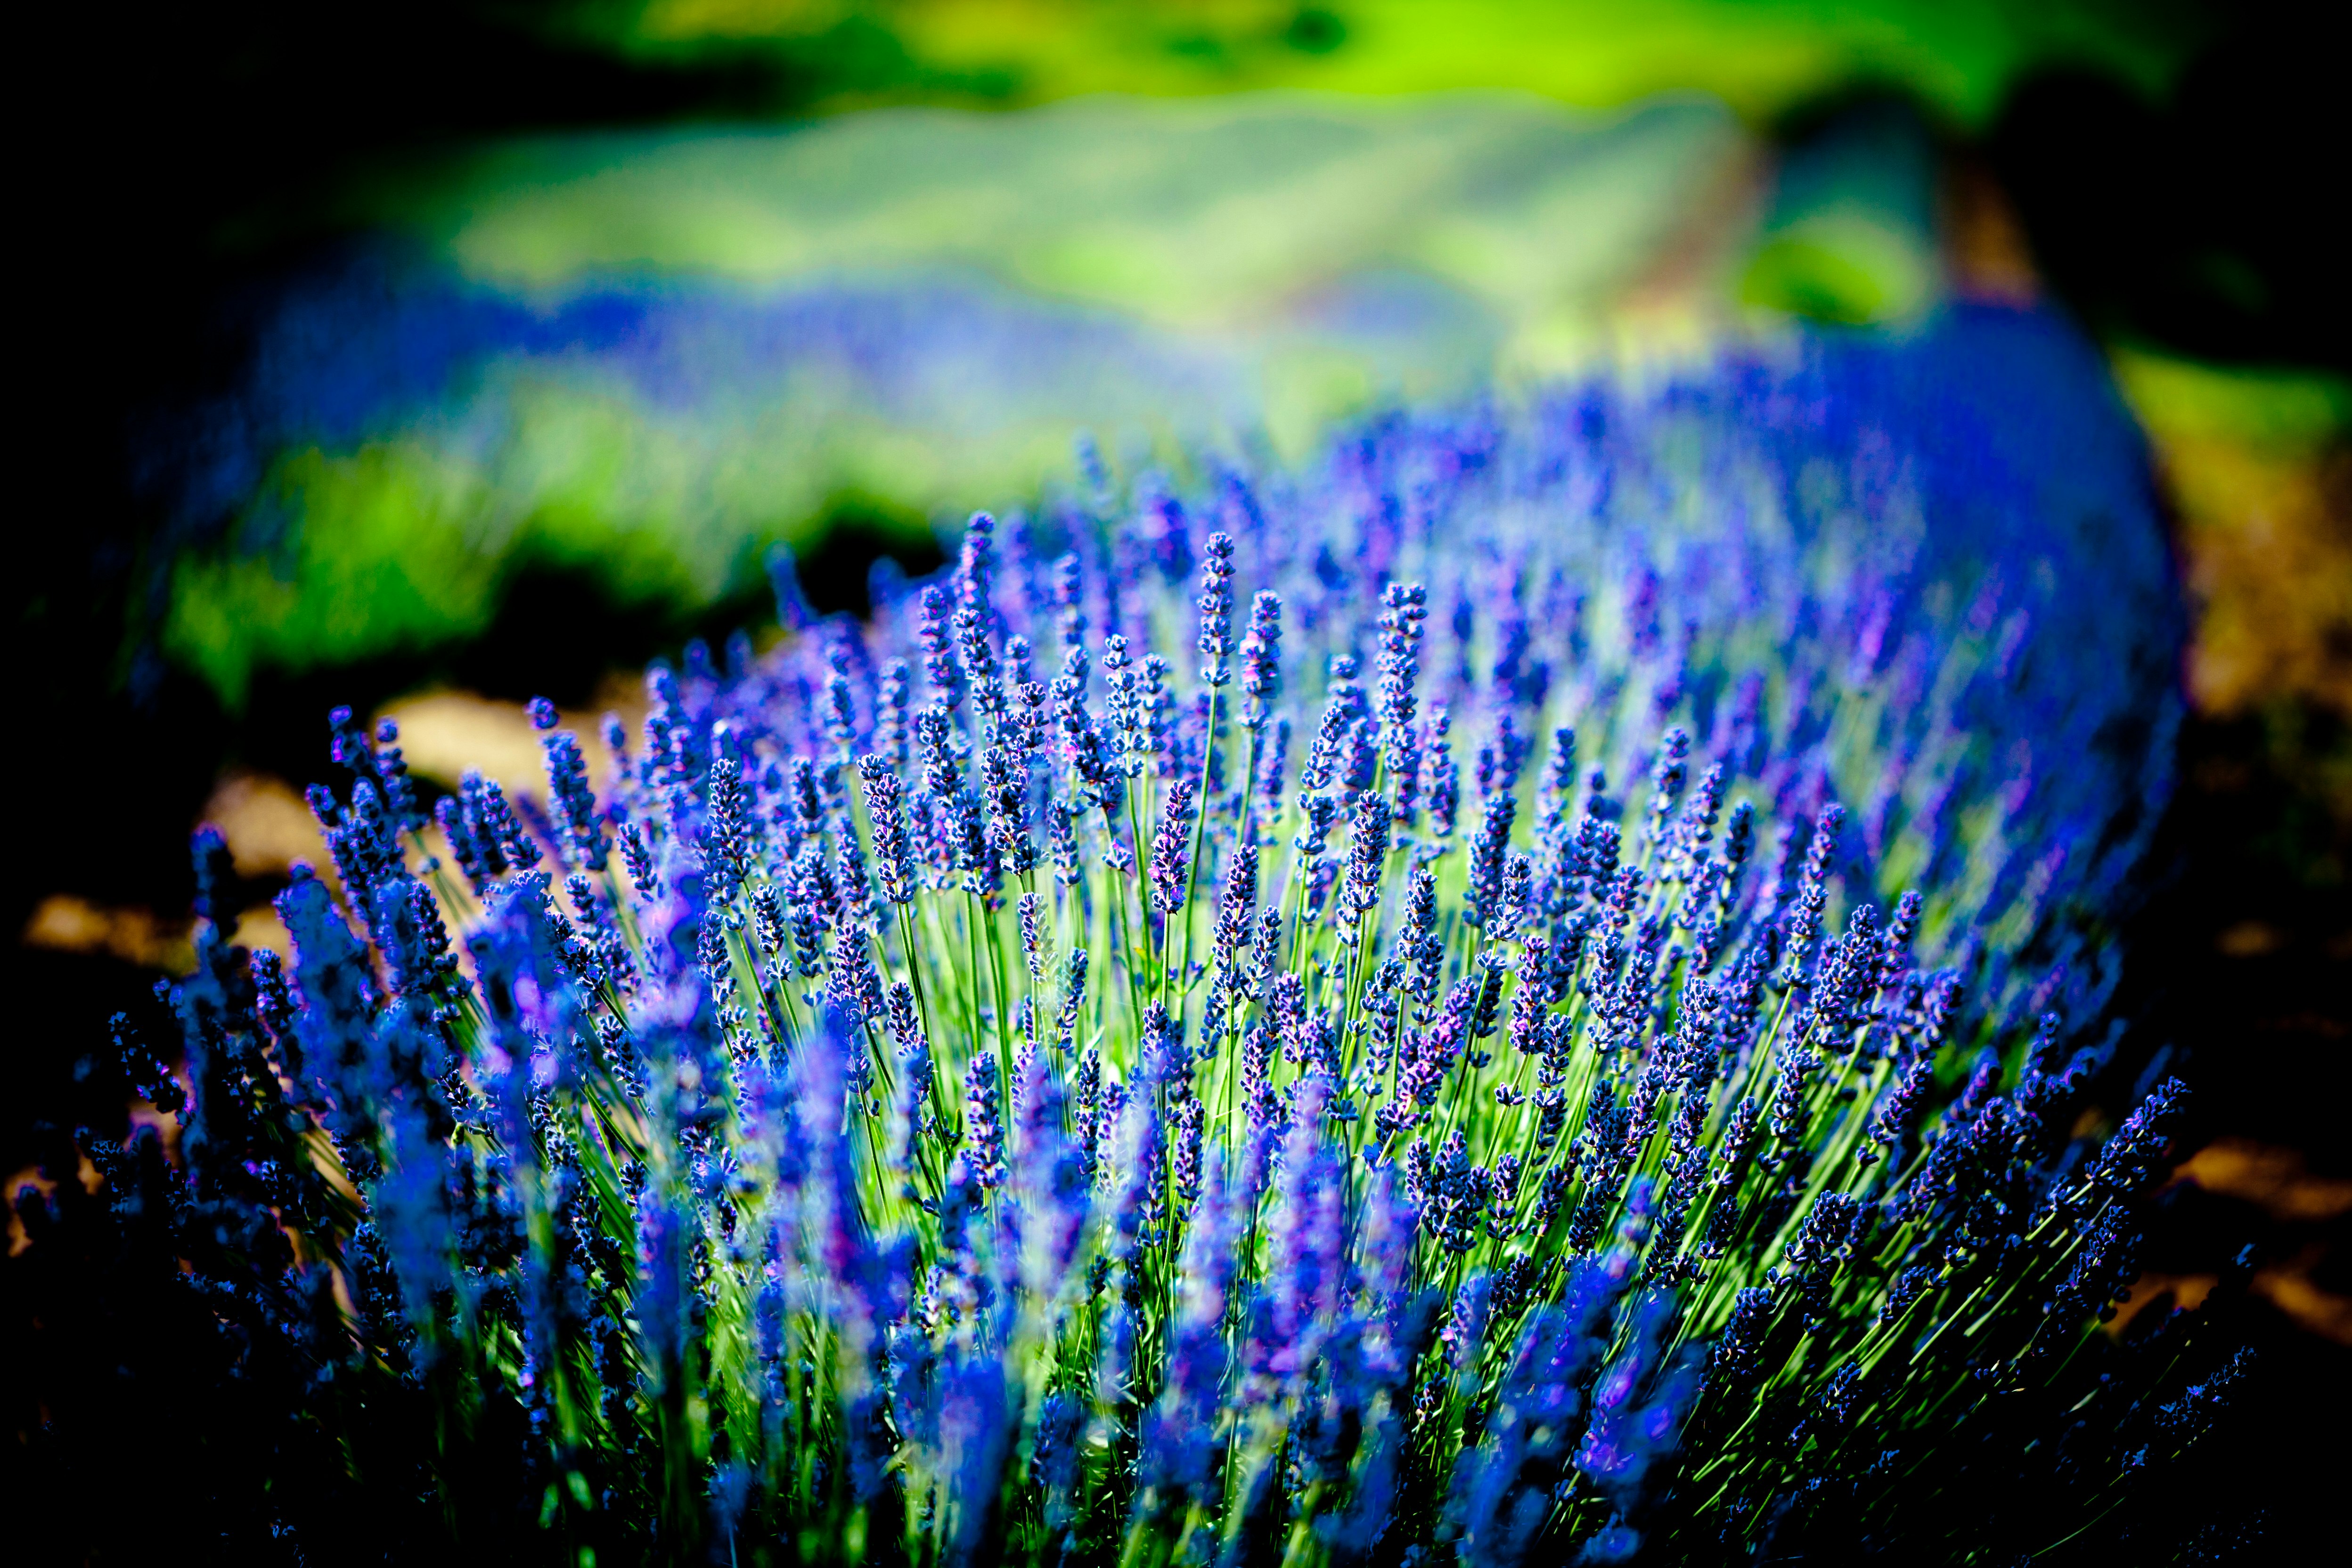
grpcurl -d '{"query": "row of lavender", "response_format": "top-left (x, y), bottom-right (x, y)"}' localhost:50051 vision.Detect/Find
top-left (58, 351), bottom-right (2242, 1563)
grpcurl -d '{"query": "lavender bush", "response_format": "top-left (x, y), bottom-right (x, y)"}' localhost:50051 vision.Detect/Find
top-left (33, 361), bottom-right (2247, 1564)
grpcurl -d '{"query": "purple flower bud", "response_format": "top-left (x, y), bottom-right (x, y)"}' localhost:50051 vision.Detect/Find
top-left (1711, 1286), bottom-right (1777, 1391)
top-left (1375, 581), bottom-right (1427, 783)
top-left (962, 1054), bottom-right (1007, 1192)
top-left (1149, 776), bottom-right (1198, 918)
top-left (1339, 792), bottom-right (1392, 935)
top-left (1195, 530), bottom-right (1236, 686)
top-left (1463, 794), bottom-right (1518, 930)
top-left (2088, 1078), bottom-right (2190, 1195)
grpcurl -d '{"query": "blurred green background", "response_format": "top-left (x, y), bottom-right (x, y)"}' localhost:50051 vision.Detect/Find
top-left (163, 91), bottom-right (1753, 708)
top-left (32, 0), bottom-right (2334, 728)
top-left (470, 0), bottom-right (2196, 124)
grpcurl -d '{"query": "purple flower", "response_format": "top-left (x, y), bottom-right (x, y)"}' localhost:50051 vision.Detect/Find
top-left (1148, 776), bottom-right (1198, 918)
top-left (2088, 1077), bottom-right (2191, 1196)
top-left (1195, 529), bottom-right (1236, 686)
top-left (962, 1054), bottom-right (1007, 1192)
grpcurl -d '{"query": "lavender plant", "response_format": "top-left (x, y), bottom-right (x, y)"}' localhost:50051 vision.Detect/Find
top-left (46, 381), bottom-right (2242, 1564)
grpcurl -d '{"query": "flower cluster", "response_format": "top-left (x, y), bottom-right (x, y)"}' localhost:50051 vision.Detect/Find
top-left (33, 372), bottom-right (2241, 1564)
